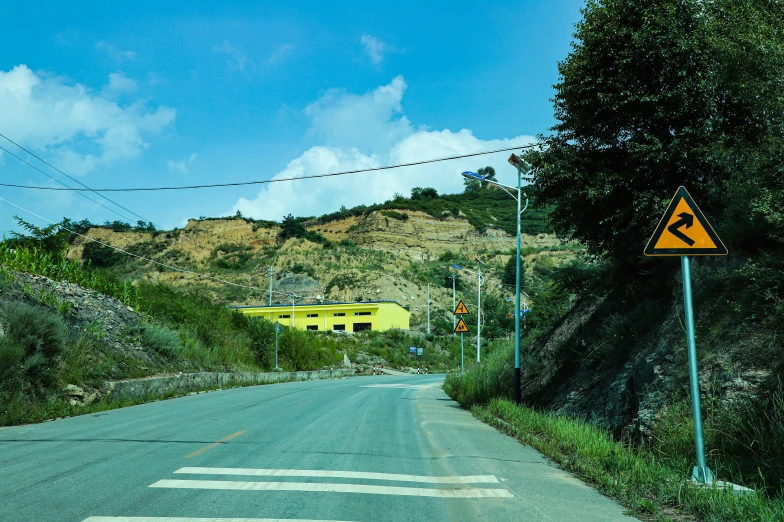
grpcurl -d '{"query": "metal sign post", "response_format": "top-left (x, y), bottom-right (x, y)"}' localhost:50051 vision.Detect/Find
top-left (681, 255), bottom-right (712, 483)
top-left (453, 300), bottom-right (471, 374)
top-left (644, 186), bottom-right (727, 484)
top-left (460, 333), bottom-right (464, 374)
top-left (274, 322), bottom-right (283, 370)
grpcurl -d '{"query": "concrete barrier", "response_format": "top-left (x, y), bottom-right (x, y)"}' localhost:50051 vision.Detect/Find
top-left (103, 368), bottom-right (354, 401)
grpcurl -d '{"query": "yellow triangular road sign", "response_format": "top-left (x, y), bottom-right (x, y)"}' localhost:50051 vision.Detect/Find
top-left (644, 187), bottom-right (727, 256)
top-left (454, 300), bottom-right (470, 315)
top-left (454, 317), bottom-right (470, 333)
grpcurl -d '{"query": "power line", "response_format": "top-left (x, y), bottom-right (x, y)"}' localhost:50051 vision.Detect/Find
top-left (0, 144), bottom-right (540, 192)
top-left (0, 195), bottom-right (265, 292)
top-left (0, 144), bottom-right (140, 223)
top-left (0, 134), bottom-right (151, 223)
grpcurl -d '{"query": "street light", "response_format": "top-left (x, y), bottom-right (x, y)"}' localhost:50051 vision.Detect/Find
top-left (462, 157), bottom-right (531, 404)
top-left (271, 290), bottom-right (301, 328)
top-left (450, 263), bottom-right (485, 363)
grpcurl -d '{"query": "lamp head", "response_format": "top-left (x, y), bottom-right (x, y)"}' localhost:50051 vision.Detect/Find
top-left (461, 171), bottom-right (486, 180)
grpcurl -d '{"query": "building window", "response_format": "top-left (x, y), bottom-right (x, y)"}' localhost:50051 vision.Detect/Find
top-left (333, 324), bottom-right (345, 331)
top-left (353, 322), bottom-right (372, 332)
top-left (279, 314), bottom-right (290, 319)
top-left (354, 311), bottom-right (371, 316)
top-left (306, 325), bottom-right (318, 331)
top-left (333, 312), bottom-right (345, 317)
top-left (306, 313), bottom-right (319, 318)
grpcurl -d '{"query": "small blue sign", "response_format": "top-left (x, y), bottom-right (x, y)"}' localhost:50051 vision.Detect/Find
top-left (409, 346), bottom-right (417, 354)
top-left (417, 347), bottom-right (424, 357)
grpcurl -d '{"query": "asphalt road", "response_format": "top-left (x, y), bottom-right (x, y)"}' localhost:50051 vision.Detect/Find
top-left (0, 375), bottom-right (635, 522)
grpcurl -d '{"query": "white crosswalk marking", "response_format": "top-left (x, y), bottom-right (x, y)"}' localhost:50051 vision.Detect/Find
top-left (149, 479), bottom-right (514, 498)
top-left (174, 467), bottom-right (500, 484)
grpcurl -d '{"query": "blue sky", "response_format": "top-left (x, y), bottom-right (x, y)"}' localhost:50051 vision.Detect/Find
top-left (0, 0), bottom-right (584, 233)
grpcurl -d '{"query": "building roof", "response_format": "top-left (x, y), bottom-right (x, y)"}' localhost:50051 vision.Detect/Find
top-left (232, 300), bottom-right (410, 311)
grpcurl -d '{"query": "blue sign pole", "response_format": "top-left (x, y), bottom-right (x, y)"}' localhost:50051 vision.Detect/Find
top-left (681, 256), bottom-right (713, 483)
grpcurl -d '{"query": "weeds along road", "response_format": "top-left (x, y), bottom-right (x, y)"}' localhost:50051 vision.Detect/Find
top-left (0, 375), bottom-right (635, 522)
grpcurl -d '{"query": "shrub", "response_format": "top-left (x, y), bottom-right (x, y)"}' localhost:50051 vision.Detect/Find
top-left (245, 317), bottom-right (276, 368)
top-left (82, 241), bottom-right (124, 268)
top-left (380, 210), bottom-right (409, 221)
top-left (0, 302), bottom-right (66, 389)
top-left (141, 325), bottom-right (183, 358)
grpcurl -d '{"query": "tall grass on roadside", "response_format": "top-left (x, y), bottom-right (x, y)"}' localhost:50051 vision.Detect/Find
top-left (0, 245), bottom-right (139, 308)
top-left (474, 399), bottom-right (784, 522)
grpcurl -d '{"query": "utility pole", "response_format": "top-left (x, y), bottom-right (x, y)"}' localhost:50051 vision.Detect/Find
top-left (427, 283), bottom-right (431, 335)
top-left (267, 267), bottom-right (275, 306)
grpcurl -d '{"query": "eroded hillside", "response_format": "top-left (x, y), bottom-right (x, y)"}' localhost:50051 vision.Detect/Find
top-left (67, 208), bottom-right (578, 332)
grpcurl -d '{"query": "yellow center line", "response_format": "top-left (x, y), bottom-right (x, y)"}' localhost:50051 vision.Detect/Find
top-left (185, 430), bottom-right (246, 459)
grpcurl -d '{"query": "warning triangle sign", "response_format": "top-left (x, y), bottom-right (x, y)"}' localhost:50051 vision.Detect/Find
top-left (454, 317), bottom-right (470, 333)
top-left (644, 187), bottom-right (727, 256)
top-left (454, 300), bottom-right (470, 315)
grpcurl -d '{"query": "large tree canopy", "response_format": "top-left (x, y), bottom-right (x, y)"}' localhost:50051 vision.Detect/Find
top-left (524, 0), bottom-right (784, 290)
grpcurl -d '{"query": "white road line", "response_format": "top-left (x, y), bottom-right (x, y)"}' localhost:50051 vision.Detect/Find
top-left (174, 467), bottom-right (499, 484)
top-left (83, 518), bottom-right (356, 522)
top-left (360, 383), bottom-right (432, 388)
top-left (150, 479), bottom-right (514, 498)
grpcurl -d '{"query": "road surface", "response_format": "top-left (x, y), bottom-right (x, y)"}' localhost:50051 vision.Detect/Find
top-left (0, 374), bottom-right (635, 522)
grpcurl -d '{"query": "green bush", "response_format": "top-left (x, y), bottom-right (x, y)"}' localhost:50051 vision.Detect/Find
top-left (210, 243), bottom-right (254, 270)
top-left (444, 342), bottom-right (515, 405)
top-left (0, 339), bottom-right (24, 385)
top-left (141, 325), bottom-right (183, 358)
top-left (82, 241), bottom-right (124, 268)
top-left (245, 317), bottom-right (276, 368)
top-left (380, 210), bottom-right (409, 221)
top-left (0, 302), bottom-right (66, 390)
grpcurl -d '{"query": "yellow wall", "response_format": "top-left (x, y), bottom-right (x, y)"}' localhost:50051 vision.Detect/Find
top-left (235, 301), bottom-right (410, 332)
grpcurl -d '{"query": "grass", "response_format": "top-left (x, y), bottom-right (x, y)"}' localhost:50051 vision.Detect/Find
top-left (469, 399), bottom-right (784, 522)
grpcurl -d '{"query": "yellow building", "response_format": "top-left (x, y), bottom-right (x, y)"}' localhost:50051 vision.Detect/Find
top-left (234, 301), bottom-right (410, 332)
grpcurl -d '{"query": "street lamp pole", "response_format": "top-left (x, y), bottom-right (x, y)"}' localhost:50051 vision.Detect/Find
top-left (271, 290), bottom-right (300, 328)
top-left (513, 164), bottom-right (528, 404)
top-left (462, 162), bottom-right (529, 401)
top-left (450, 274), bottom-right (457, 336)
top-left (476, 258), bottom-right (483, 363)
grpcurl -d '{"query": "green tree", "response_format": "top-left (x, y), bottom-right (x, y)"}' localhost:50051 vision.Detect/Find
top-left (411, 187), bottom-right (438, 200)
top-left (6, 217), bottom-right (72, 255)
top-left (522, 0), bottom-right (784, 293)
top-left (463, 177), bottom-right (480, 193)
top-left (502, 255), bottom-right (527, 289)
top-left (477, 166), bottom-right (497, 188)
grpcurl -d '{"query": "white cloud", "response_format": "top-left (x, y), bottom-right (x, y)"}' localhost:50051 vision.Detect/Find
top-left (0, 65), bottom-right (176, 175)
top-left (304, 75), bottom-right (410, 153)
top-left (361, 35), bottom-right (387, 65)
top-left (96, 41), bottom-right (136, 61)
top-left (103, 72), bottom-right (137, 97)
top-left (231, 77), bottom-right (536, 221)
top-left (214, 41), bottom-right (248, 71)
top-left (267, 44), bottom-right (294, 65)
top-left (167, 153), bottom-right (197, 174)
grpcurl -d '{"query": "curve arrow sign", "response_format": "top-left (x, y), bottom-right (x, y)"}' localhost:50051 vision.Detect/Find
top-left (667, 212), bottom-right (695, 246)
